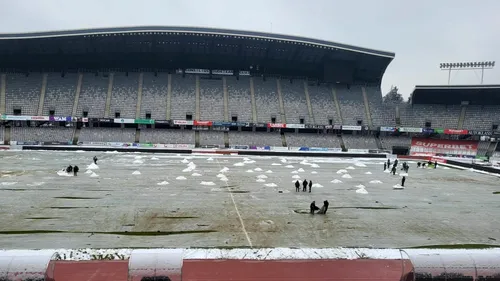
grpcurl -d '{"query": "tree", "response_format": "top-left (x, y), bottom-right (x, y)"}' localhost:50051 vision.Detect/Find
top-left (383, 86), bottom-right (404, 104)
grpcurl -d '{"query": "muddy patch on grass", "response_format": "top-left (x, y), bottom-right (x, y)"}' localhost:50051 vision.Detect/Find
top-left (25, 217), bottom-right (63, 220)
top-left (0, 189), bottom-right (27, 191)
top-left (493, 191), bottom-right (500, 194)
top-left (0, 230), bottom-right (66, 235)
top-left (155, 216), bottom-right (198, 219)
top-left (95, 230), bottom-right (217, 236)
top-left (293, 206), bottom-right (399, 214)
top-left (227, 190), bottom-right (250, 194)
top-left (54, 196), bottom-right (102, 200)
top-left (0, 229), bottom-right (216, 236)
top-left (48, 207), bottom-right (92, 209)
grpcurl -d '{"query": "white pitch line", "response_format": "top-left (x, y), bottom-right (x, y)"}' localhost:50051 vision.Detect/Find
top-left (215, 157), bottom-right (253, 248)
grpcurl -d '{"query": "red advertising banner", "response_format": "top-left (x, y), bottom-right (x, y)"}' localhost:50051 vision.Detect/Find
top-left (410, 138), bottom-right (478, 156)
top-left (193, 120), bottom-right (213, 126)
top-left (267, 123), bottom-right (286, 128)
top-left (444, 129), bottom-right (469, 135)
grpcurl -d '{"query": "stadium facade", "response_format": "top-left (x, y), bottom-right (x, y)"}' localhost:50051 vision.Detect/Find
top-left (0, 26), bottom-right (499, 158)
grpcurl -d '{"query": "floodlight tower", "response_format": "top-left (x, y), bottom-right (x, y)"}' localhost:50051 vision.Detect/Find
top-left (439, 61), bottom-right (495, 85)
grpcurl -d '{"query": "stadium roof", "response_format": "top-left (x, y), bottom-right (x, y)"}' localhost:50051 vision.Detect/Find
top-left (411, 85), bottom-right (500, 105)
top-left (0, 26), bottom-right (395, 84)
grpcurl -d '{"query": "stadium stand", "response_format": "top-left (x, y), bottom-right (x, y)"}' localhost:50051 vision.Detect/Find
top-left (11, 126), bottom-right (75, 142)
top-left (5, 73), bottom-right (42, 116)
top-left (253, 78), bottom-right (281, 123)
top-left (285, 133), bottom-right (341, 148)
top-left (79, 127), bottom-right (136, 143)
top-left (342, 134), bottom-right (378, 149)
top-left (227, 76), bottom-right (252, 122)
top-left (280, 79), bottom-right (310, 124)
top-left (335, 85), bottom-right (366, 126)
top-left (365, 86), bottom-right (396, 127)
top-left (110, 72), bottom-right (139, 118)
top-left (170, 75), bottom-right (196, 120)
top-left (199, 131), bottom-right (225, 146)
top-left (200, 78), bottom-right (224, 121)
top-left (139, 128), bottom-right (195, 144)
top-left (379, 135), bottom-right (412, 150)
top-left (140, 73), bottom-right (168, 119)
top-left (228, 131), bottom-right (282, 147)
top-left (43, 73), bottom-right (78, 117)
top-left (76, 73), bottom-right (108, 118)
top-left (308, 84), bottom-right (339, 125)
top-left (463, 105), bottom-right (500, 130)
top-left (1, 26), bottom-right (499, 153)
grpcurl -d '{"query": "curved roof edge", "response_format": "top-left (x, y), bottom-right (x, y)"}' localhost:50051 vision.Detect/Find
top-left (0, 25), bottom-right (395, 59)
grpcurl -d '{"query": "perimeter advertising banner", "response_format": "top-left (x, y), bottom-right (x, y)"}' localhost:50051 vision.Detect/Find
top-left (341, 125), bottom-right (362, 131)
top-left (286, 124), bottom-right (305, 129)
top-left (468, 130), bottom-right (493, 136)
top-left (410, 138), bottom-right (478, 157)
top-left (193, 120), bottom-right (212, 126)
top-left (267, 123), bottom-right (286, 128)
top-left (173, 120), bottom-right (194, 125)
top-left (114, 118), bottom-right (135, 124)
top-left (135, 119), bottom-right (155, 124)
top-left (399, 127), bottom-right (422, 133)
top-left (444, 129), bottom-right (468, 135)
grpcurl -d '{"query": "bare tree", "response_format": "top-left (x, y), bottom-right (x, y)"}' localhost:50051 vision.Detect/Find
top-left (383, 86), bottom-right (404, 104)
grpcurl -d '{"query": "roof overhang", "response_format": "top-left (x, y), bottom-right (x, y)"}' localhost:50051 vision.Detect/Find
top-left (0, 26), bottom-right (395, 84)
top-left (411, 85), bottom-right (500, 105)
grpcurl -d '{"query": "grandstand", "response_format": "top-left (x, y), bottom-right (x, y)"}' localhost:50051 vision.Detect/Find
top-left (0, 27), bottom-right (498, 156)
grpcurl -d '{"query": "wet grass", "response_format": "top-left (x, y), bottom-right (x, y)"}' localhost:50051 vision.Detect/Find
top-left (54, 196), bottom-right (102, 200)
top-left (493, 191), bottom-right (500, 194)
top-left (25, 217), bottom-right (62, 220)
top-left (0, 229), bottom-right (216, 236)
top-left (409, 244), bottom-right (500, 249)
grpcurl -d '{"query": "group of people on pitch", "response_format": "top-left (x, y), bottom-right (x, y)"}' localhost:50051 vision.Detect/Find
top-left (294, 179), bottom-right (313, 193)
top-left (62, 156), bottom-right (98, 176)
top-left (310, 200), bottom-right (329, 215)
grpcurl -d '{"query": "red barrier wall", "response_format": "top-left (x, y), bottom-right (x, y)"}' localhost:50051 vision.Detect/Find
top-left (182, 259), bottom-right (412, 281)
top-left (52, 260), bottom-right (128, 281)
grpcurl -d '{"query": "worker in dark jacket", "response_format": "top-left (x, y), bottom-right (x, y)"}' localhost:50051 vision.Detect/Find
top-left (310, 201), bottom-right (320, 214)
top-left (302, 179), bottom-right (308, 192)
top-left (73, 165), bottom-right (79, 176)
top-left (308, 180), bottom-right (313, 193)
top-left (295, 180), bottom-right (300, 192)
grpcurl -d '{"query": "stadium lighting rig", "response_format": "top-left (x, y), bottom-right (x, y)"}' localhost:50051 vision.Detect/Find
top-left (439, 61), bottom-right (495, 85)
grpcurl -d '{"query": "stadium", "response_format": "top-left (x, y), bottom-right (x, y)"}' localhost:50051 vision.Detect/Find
top-left (0, 26), bottom-right (499, 281)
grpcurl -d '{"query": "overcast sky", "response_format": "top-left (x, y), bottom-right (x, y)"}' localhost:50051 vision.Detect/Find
top-left (0, 0), bottom-right (498, 98)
